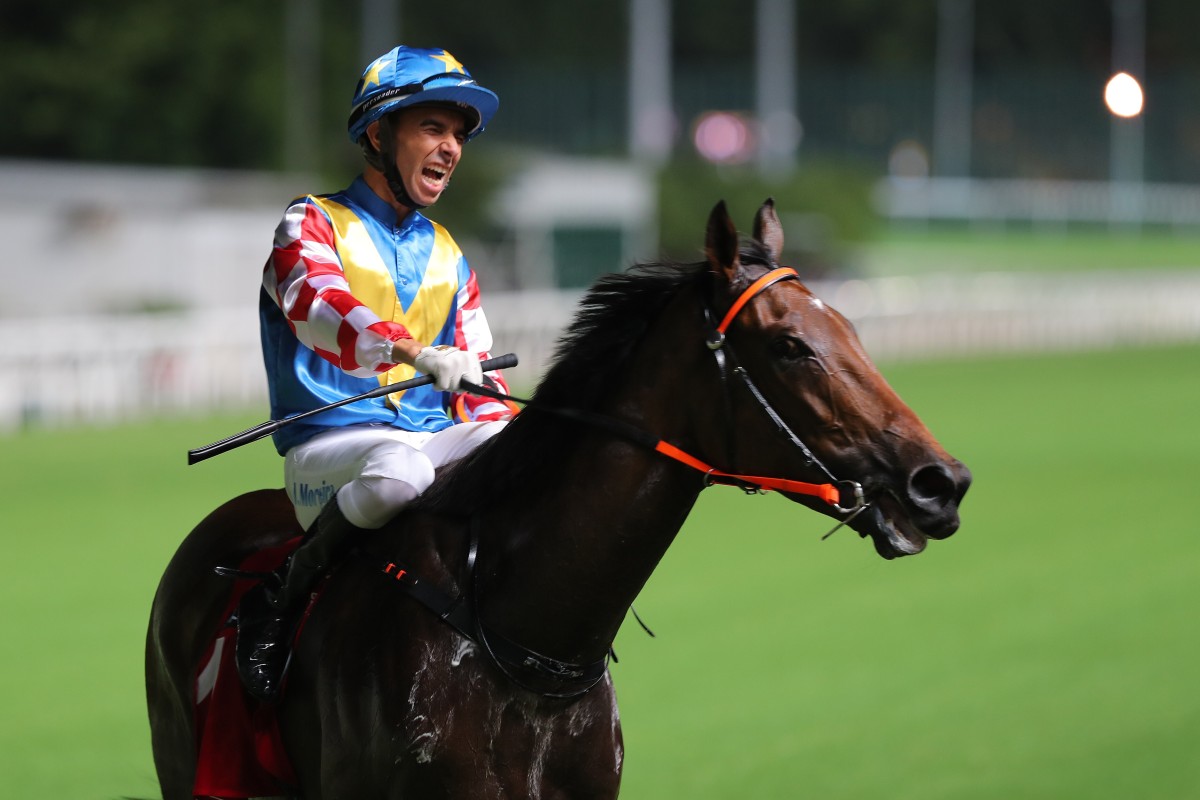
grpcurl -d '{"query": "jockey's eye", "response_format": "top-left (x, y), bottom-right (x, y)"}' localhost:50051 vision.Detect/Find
top-left (769, 335), bottom-right (813, 363)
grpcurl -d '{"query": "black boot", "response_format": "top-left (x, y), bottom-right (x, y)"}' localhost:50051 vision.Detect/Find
top-left (235, 498), bottom-right (360, 703)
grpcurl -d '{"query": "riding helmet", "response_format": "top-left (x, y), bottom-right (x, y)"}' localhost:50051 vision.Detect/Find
top-left (347, 46), bottom-right (499, 144)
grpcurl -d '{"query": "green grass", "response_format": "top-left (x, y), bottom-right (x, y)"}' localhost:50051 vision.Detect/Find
top-left (614, 343), bottom-right (1200, 798)
top-left (2, 344), bottom-right (1198, 798)
top-left (0, 412), bottom-right (279, 799)
top-left (855, 227), bottom-right (1200, 277)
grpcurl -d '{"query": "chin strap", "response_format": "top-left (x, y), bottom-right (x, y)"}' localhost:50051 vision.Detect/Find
top-left (377, 115), bottom-right (427, 212)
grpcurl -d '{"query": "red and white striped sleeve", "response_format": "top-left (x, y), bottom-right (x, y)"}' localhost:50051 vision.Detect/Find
top-left (452, 269), bottom-right (517, 422)
top-left (263, 198), bottom-right (411, 376)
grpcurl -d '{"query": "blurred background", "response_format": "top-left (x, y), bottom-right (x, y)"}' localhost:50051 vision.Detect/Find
top-left (2, 0), bottom-right (1198, 425)
top-left (2, 2), bottom-right (1198, 798)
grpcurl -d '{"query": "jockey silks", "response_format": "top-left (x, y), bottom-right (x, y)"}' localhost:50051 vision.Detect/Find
top-left (260, 176), bottom-right (510, 455)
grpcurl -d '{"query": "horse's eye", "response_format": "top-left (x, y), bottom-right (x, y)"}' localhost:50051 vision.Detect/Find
top-left (769, 335), bottom-right (812, 362)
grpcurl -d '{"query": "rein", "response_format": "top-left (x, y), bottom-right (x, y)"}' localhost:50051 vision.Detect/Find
top-left (374, 264), bottom-right (868, 699)
top-left (465, 266), bottom-right (865, 513)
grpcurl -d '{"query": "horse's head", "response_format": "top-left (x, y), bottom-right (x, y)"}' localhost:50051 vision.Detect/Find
top-left (701, 200), bottom-right (971, 559)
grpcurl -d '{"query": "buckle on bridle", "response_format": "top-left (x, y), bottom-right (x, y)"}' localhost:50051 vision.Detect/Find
top-left (831, 480), bottom-right (865, 514)
top-left (821, 482), bottom-right (871, 541)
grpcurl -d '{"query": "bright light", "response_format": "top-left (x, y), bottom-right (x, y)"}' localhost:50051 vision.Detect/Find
top-left (1104, 72), bottom-right (1144, 118)
top-left (693, 112), bottom-right (755, 164)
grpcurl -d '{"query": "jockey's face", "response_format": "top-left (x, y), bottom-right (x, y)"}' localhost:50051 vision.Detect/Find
top-left (369, 105), bottom-right (469, 209)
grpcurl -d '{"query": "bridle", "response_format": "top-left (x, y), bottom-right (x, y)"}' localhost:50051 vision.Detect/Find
top-left (374, 263), bottom-right (872, 698)
top-left (695, 266), bottom-right (865, 513)
top-left (469, 265), bottom-right (867, 516)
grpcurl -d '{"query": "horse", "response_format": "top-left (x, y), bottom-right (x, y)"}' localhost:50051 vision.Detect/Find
top-left (146, 199), bottom-right (971, 799)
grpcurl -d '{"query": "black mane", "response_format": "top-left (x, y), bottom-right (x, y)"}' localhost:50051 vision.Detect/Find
top-left (416, 239), bottom-right (775, 517)
top-left (415, 260), bottom-right (705, 516)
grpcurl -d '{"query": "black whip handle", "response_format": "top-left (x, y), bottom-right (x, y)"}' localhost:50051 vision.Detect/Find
top-left (186, 353), bottom-right (518, 465)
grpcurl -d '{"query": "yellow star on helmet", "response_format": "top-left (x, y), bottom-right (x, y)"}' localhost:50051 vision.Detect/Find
top-left (362, 56), bottom-right (392, 88)
top-left (430, 50), bottom-right (465, 74)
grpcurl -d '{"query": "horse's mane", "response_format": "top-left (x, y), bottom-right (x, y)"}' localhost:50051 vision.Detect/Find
top-left (416, 238), bottom-right (776, 518)
top-left (415, 259), bottom-right (707, 517)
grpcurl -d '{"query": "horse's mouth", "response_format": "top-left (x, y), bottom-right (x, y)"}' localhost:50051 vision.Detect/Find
top-left (853, 494), bottom-right (928, 560)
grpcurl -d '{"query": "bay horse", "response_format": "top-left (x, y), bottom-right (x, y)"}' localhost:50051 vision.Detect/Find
top-left (146, 200), bottom-right (970, 798)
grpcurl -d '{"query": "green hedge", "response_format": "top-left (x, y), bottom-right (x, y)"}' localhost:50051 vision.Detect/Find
top-left (656, 157), bottom-right (880, 276)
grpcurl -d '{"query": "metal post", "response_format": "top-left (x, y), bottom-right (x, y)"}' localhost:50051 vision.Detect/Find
top-left (628, 0), bottom-right (673, 165)
top-left (755, 0), bottom-right (798, 177)
top-left (361, 0), bottom-right (400, 67)
top-left (284, 0), bottom-right (320, 174)
top-left (933, 0), bottom-right (974, 178)
top-left (1109, 0), bottom-right (1145, 229)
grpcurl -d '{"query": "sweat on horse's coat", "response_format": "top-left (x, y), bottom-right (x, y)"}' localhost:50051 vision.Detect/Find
top-left (146, 200), bottom-right (970, 799)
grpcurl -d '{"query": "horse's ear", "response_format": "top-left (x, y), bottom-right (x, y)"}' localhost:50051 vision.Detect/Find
top-left (753, 198), bottom-right (784, 264)
top-left (705, 200), bottom-right (740, 279)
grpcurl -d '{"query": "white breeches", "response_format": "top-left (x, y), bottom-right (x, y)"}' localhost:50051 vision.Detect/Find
top-left (283, 421), bottom-right (505, 530)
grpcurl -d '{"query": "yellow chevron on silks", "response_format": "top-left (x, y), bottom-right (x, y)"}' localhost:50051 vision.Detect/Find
top-left (311, 197), bottom-right (460, 408)
top-left (402, 219), bottom-right (461, 362)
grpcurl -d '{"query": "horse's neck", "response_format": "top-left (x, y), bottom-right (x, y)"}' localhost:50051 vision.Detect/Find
top-left (481, 438), bottom-right (701, 664)
top-left (479, 287), bottom-right (714, 665)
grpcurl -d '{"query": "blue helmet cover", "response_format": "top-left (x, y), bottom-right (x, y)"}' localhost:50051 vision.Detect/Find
top-left (347, 46), bottom-right (499, 143)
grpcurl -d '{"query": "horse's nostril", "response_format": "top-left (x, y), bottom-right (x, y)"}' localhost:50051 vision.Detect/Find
top-left (908, 463), bottom-right (958, 509)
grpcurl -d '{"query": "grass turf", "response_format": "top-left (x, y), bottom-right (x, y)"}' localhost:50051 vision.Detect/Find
top-left (1, 343), bottom-right (1197, 798)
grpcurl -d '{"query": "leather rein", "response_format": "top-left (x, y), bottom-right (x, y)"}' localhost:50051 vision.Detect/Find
top-left (376, 266), bottom-right (867, 698)
top-left (473, 266), bottom-right (866, 513)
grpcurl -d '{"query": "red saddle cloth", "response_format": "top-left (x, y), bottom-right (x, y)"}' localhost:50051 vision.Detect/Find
top-left (192, 540), bottom-right (302, 798)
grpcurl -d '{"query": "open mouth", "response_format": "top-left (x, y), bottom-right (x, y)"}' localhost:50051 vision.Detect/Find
top-left (421, 164), bottom-right (449, 191)
top-left (851, 493), bottom-right (929, 560)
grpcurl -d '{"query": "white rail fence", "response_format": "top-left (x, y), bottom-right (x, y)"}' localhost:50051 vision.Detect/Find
top-left (874, 177), bottom-right (1200, 229)
top-left (3, 271), bottom-right (1199, 432)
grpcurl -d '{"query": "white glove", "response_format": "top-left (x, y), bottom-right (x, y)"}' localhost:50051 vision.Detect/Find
top-left (415, 345), bottom-right (483, 392)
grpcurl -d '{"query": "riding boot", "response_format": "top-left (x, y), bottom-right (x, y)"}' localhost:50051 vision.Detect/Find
top-left (269, 497), bottom-right (359, 610)
top-left (236, 498), bottom-right (360, 704)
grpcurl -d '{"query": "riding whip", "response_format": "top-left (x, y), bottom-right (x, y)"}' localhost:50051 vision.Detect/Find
top-left (186, 353), bottom-right (518, 465)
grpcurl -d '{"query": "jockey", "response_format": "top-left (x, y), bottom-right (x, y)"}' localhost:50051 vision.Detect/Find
top-left (243, 45), bottom-right (514, 702)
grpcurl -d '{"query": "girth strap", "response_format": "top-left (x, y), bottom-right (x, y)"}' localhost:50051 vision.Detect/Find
top-left (372, 517), bottom-right (610, 699)
top-left (380, 560), bottom-right (475, 640)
